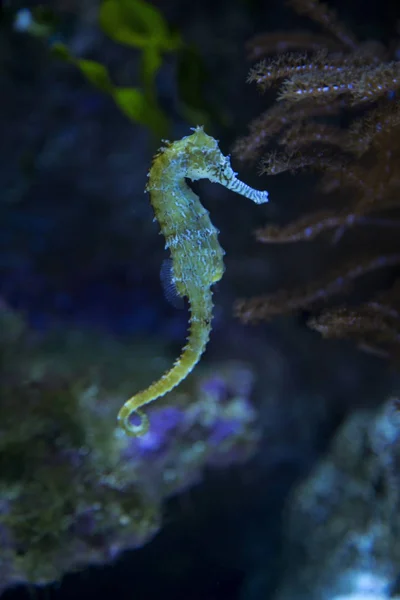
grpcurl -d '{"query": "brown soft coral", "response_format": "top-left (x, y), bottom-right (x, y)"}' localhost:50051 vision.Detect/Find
top-left (233, 0), bottom-right (400, 361)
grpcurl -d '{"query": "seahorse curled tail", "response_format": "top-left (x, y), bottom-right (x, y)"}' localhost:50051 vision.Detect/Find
top-left (118, 289), bottom-right (213, 436)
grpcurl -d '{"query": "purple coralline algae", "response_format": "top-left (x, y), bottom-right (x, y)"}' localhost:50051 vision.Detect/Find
top-left (0, 307), bottom-right (259, 594)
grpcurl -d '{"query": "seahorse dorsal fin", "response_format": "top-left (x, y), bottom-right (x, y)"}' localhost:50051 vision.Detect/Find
top-left (160, 258), bottom-right (184, 309)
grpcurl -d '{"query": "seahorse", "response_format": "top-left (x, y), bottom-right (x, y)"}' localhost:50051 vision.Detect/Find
top-left (118, 126), bottom-right (268, 436)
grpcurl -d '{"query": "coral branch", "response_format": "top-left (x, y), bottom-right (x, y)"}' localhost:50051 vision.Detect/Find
top-left (234, 0), bottom-right (400, 358)
top-left (235, 255), bottom-right (400, 324)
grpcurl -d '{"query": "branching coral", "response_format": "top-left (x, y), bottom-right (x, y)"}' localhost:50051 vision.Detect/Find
top-left (233, 0), bottom-right (400, 360)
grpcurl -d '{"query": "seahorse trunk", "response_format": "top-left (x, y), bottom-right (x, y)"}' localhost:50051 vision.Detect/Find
top-left (117, 292), bottom-right (213, 436)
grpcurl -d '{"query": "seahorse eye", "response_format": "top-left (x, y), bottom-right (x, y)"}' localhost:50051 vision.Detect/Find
top-left (218, 156), bottom-right (232, 182)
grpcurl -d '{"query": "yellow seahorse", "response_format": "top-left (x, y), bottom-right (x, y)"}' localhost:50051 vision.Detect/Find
top-left (118, 126), bottom-right (268, 436)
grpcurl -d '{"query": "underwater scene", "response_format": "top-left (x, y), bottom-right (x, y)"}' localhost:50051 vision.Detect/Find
top-left (1, 0), bottom-right (400, 598)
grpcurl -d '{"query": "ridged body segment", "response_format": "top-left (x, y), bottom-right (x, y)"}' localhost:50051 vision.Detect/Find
top-left (118, 127), bottom-right (268, 436)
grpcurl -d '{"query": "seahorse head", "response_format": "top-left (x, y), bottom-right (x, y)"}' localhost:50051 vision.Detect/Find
top-left (185, 126), bottom-right (238, 187)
